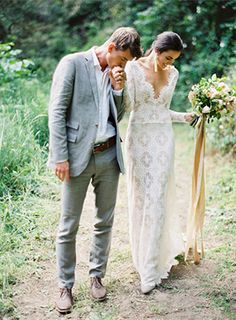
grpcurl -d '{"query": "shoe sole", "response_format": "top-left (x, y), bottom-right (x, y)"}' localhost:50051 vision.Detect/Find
top-left (55, 305), bottom-right (72, 314)
top-left (90, 294), bottom-right (107, 301)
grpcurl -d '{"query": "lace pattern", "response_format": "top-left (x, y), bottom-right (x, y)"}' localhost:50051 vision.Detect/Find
top-left (125, 61), bottom-right (187, 123)
top-left (124, 60), bottom-right (185, 290)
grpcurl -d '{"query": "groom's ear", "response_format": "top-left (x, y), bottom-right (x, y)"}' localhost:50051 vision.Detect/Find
top-left (108, 42), bottom-right (116, 53)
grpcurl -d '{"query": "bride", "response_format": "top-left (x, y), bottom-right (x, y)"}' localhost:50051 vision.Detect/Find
top-left (124, 31), bottom-right (194, 294)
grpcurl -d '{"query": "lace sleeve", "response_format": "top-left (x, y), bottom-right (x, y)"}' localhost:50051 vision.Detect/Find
top-left (124, 61), bottom-right (135, 112)
top-left (168, 68), bottom-right (187, 123)
top-left (169, 110), bottom-right (187, 122)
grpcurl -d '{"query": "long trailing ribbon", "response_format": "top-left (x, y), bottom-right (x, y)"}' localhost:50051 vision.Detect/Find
top-left (185, 116), bottom-right (206, 264)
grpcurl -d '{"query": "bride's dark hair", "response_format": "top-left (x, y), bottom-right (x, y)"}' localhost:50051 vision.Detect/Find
top-left (145, 31), bottom-right (184, 56)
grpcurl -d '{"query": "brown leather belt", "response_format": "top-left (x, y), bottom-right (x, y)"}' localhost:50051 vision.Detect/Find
top-left (93, 136), bottom-right (116, 154)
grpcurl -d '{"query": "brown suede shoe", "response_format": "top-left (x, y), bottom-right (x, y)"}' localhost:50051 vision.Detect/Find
top-left (90, 277), bottom-right (107, 301)
top-left (55, 288), bottom-right (73, 313)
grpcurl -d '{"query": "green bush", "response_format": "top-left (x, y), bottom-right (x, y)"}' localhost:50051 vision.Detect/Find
top-left (207, 67), bottom-right (236, 156)
top-left (207, 112), bottom-right (236, 156)
top-left (0, 42), bottom-right (49, 197)
top-left (0, 42), bottom-right (35, 84)
top-left (0, 42), bottom-right (49, 146)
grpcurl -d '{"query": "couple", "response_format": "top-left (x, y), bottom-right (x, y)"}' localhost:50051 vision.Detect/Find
top-left (48, 27), bottom-right (193, 313)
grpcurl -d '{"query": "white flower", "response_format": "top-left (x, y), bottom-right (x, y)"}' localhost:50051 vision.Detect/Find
top-left (208, 87), bottom-right (219, 98)
top-left (218, 82), bottom-right (230, 93)
top-left (202, 106), bottom-right (210, 113)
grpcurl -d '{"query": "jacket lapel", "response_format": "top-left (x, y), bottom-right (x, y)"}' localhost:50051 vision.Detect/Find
top-left (84, 49), bottom-right (99, 109)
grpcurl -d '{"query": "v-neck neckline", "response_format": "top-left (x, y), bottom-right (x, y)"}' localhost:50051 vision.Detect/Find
top-left (137, 62), bottom-right (173, 101)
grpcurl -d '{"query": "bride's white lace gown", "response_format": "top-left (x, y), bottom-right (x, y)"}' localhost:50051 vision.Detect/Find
top-left (124, 60), bottom-right (187, 293)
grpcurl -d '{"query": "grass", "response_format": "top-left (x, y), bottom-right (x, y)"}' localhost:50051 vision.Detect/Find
top-left (0, 77), bottom-right (52, 317)
top-left (0, 192), bottom-right (58, 317)
top-left (172, 124), bottom-right (236, 319)
top-left (0, 78), bottom-right (50, 147)
top-left (203, 142), bottom-right (236, 319)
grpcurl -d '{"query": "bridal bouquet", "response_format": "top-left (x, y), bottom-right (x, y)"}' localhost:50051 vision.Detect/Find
top-left (185, 74), bottom-right (235, 264)
top-left (188, 74), bottom-right (236, 127)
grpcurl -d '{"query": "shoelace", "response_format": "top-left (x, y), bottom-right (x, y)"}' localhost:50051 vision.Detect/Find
top-left (60, 288), bottom-right (71, 297)
top-left (92, 277), bottom-right (102, 289)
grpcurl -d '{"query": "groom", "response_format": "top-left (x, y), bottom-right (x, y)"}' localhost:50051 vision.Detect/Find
top-left (48, 27), bottom-right (142, 313)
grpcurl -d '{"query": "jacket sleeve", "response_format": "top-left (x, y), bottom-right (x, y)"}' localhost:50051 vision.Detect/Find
top-left (48, 56), bottom-right (75, 163)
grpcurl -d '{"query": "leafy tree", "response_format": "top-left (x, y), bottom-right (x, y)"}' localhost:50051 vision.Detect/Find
top-left (132, 0), bottom-right (236, 110)
top-left (0, 0), bottom-right (235, 110)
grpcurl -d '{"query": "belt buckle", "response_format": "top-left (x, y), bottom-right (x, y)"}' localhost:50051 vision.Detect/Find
top-left (93, 139), bottom-right (112, 154)
top-left (93, 142), bottom-right (103, 154)
top-left (94, 142), bottom-right (102, 148)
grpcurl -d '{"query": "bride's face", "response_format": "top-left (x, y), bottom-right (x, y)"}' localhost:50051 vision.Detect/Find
top-left (157, 50), bottom-right (181, 70)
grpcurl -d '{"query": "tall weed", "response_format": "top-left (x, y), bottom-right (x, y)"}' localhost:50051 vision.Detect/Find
top-left (0, 111), bottom-right (45, 198)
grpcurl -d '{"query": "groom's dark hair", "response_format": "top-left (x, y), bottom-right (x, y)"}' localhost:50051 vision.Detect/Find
top-left (109, 27), bottom-right (142, 59)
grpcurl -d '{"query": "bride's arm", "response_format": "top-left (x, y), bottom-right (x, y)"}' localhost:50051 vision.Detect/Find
top-left (169, 110), bottom-right (194, 123)
top-left (169, 69), bottom-right (194, 123)
top-left (124, 61), bottom-right (135, 112)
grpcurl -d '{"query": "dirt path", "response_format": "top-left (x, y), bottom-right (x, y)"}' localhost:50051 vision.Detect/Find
top-left (11, 126), bottom-right (231, 320)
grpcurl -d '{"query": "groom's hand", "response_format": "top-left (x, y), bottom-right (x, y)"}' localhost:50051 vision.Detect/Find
top-left (55, 160), bottom-right (70, 182)
top-left (109, 66), bottom-right (126, 90)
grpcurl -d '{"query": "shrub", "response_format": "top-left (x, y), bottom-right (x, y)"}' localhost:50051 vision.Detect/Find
top-left (0, 42), bottom-right (35, 84)
top-left (207, 112), bottom-right (236, 156)
top-left (207, 67), bottom-right (236, 156)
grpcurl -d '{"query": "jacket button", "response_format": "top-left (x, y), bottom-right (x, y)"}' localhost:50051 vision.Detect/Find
top-left (95, 124), bottom-right (98, 127)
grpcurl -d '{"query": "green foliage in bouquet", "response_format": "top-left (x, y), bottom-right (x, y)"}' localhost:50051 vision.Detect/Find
top-left (0, 42), bottom-right (35, 84)
top-left (187, 71), bottom-right (236, 155)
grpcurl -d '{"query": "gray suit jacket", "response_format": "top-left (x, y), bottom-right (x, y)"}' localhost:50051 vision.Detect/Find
top-left (48, 49), bottom-right (125, 176)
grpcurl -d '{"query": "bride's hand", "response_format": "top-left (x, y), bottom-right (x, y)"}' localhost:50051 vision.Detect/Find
top-left (184, 112), bottom-right (196, 123)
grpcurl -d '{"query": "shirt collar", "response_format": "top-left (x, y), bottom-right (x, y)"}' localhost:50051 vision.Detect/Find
top-left (91, 47), bottom-right (101, 68)
top-left (91, 47), bottom-right (109, 73)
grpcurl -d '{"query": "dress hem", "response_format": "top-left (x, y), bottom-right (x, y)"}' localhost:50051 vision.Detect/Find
top-left (139, 249), bottom-right (183, 293)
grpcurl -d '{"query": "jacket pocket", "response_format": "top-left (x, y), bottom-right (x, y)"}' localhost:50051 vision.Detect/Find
top-left (66, 120), bottom-right (79, 130)
top-left (67, 132), bottom-right (77, 143)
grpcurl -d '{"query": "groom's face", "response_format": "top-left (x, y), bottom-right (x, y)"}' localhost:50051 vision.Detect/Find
top-left (107, 43), bottom-right (133, 69)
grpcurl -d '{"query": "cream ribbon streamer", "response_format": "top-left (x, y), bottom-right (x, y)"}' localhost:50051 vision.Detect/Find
top-left (185, 116), bottom-right (205, 264)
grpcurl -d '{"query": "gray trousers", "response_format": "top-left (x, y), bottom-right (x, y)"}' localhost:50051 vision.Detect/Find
top-left (56, 145), bottom-right (120, 288)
